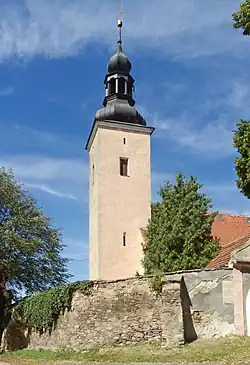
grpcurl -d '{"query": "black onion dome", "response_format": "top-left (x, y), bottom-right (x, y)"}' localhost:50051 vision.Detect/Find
top-left (107, 44), bottom-right (132, 74)
top-left (95, 99), bottom-right (146, 126)
top-left (95, 20), bottom-right (146, 126)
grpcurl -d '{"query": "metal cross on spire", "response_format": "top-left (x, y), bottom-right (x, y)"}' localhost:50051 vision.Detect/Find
top-left (117, 0), bottom-right (125, 47)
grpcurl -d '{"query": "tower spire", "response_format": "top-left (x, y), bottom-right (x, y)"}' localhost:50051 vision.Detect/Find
top-left (117, 19), bottom-right (122, 51)
top-left (117, 3), bottom-right (124, 51)
top-left (93, 9), bottom-right (146, 126)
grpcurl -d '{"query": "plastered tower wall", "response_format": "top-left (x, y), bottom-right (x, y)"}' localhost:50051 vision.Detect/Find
top-left (88, 130), bottom-right (99, 280)
top-left (88, 121), bottom-right (152, 280)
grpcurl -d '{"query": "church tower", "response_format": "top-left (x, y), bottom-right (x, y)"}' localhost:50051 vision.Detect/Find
top-left (85, 20), bottom-right (154, 280)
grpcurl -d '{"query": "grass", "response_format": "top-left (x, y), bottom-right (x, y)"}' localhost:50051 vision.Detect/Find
top-left (1, 336), bottom-right (250, 364)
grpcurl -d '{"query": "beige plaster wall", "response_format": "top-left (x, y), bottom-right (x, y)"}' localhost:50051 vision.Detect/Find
top-left (89, 130), bottom-right (99, 280)
top-left (88, 122), bottom-right (152, 280)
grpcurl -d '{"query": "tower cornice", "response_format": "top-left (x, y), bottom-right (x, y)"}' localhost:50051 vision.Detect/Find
top-left (85, 120), bottom-right (154, 152)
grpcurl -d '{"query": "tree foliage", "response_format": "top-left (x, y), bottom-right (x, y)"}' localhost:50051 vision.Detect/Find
top-left (232, 0), bottom-right (250, 35)
top-left (0, 168), bottom-right (70, 300)
top-left (233, 120), bottom-right (250, 199)
top-left (142, 172), bottom-right (220, 274)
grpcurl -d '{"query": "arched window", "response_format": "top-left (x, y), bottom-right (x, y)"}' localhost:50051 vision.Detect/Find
top-left (109, 78), bottom-right (116, 94)
top-left (118, 77), bottom-right (125, 94)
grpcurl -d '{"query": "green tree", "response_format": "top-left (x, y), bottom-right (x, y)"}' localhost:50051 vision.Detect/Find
top-left (142, 172), bottom-right (220, 274)
top-left (232, 0), bottom-right (250, 35)
top-left (0, 168), bottom-right (70, 339)
top-left (233, 120), bottom-right (250, 199)
top-left (232, 4), bottom-right (250, 198)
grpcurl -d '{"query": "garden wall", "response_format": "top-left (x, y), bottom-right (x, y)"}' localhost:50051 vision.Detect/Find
top-left (3, 268), bottom-right (237, 351)
top-left (4, 277), bottom-right (183, 351)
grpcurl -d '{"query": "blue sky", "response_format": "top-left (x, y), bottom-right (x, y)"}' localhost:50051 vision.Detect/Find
top-left (0, 0), bottom-right (249, 281)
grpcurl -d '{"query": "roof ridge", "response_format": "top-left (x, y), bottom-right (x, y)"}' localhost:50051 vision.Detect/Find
top-left (216, 212), bottom-right (250, 217)
top-left (207, 211), bottom-right (250, 217)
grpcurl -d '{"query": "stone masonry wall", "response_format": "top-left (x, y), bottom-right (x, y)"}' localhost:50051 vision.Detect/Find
top-left (4, 277), bottom-right (183, 351)
top-left (4, 269), bottom-right (237, 351)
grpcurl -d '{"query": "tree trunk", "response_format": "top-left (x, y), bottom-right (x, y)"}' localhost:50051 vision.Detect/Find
top-left (0, 274), bottom-right (6, 346)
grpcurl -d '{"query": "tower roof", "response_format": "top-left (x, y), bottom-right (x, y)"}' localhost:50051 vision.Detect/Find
top-left (95, 98), bottom-right (146, 125)
top-left (94, 19), bottom-right (146, 127)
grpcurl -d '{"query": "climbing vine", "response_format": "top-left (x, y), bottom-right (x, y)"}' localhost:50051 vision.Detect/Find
top-left (15, 280), bottom-right (94, 334)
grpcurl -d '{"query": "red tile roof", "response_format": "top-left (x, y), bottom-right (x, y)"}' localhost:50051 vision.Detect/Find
top-left (207, 233), bottom-right (250, 269)
top-left (208, 213), bottom-right (250, 269)
top-left (211, 213), bottom-right (250, 248)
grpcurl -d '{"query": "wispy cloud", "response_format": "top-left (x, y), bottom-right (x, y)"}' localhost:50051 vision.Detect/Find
top-left (0, 155), bottom-right (88, 181)
top-left (152, 114), bottom-right (234, 157)
top-left (25, 182), bottom-right (77, 200)
top-left (0, 155), bottom-right (88, 202)
top-left (3, 124), bottom-right (83, 154)
top-left (0, 0), bottom-right (247, 62)
top-left (147, 74), bottom-right (250, 158)
top-left (225, 79), bottom-right (250, 116)
top-left (0, 87), bottom-right (14, 96)
top-left (151, 170), bottom-right (250, 215)
top-left (63, 238), bottom-right (88, 260)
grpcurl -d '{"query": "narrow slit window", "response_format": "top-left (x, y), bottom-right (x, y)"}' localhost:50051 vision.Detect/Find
top-left (123, 232), bottom-right (126, 246)
top-left (120, 157), bottom-right (129, 176)
top-left (123, 138), bottom-right (126, 145)
top-left (92, 164), bottom-right (94, 185)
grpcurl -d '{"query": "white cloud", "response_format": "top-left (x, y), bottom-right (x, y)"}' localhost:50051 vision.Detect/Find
top-left (225, 79), bottom-right (250, 117)
top-left (148, 75), bottom-right (250, 158)
top-left (151, 171), bottom-right (250, 215)
top-left (0, 86), bottom-right (14, 96)
top-left (25, 182), bottom-right (77, 200)
top-left (4, 124), bottom-right (83, 154)
top-left (0, 155), bottom-right (88, 181)
top-left (0, 123), bottom-right (90, 202)
top-left (0, 155), bottom-right (88, 202)
top-left (0, 0), bottom-right (246, 61)
top-left (153, 114), bottom-right (234, 157)
top-left (63, 237), bottom-right (88, 260)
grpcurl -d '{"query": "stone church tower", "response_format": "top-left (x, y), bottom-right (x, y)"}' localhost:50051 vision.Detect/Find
top-left (85, 20), bottom-right (154, 280)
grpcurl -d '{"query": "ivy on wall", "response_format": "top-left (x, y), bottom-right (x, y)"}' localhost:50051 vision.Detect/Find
top-left (15, 280), bottom-right (94, 334)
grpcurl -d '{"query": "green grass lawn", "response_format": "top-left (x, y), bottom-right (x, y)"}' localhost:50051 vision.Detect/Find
top-left (1, 336), bottom-right (250, 364)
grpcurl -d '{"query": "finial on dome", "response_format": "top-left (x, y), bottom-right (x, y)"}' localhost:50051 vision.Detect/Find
top-left (117, 19), bottom-right (123, 51)
top-left (107, 9), bottom-right (131, 75)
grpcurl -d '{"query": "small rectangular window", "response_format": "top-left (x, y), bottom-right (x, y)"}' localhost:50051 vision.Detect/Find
top-left (123, 137), bottom-right (126, 145)
top-left (120, 157), bottom-right (129, 176)
top-left (123, 232), bottom-right (126, 246)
